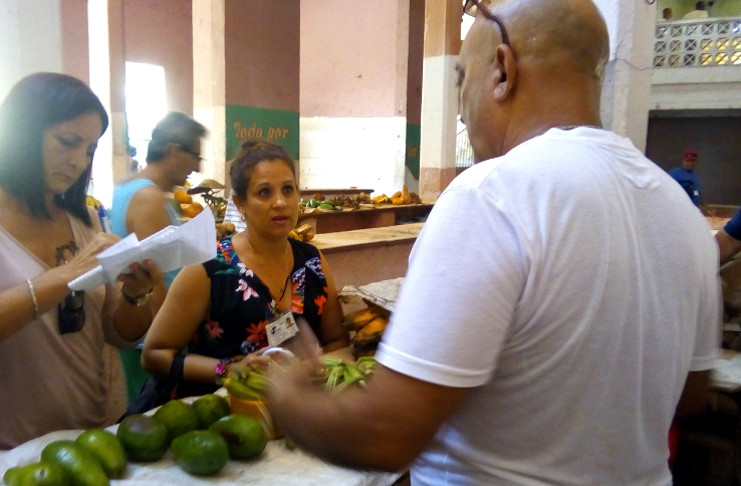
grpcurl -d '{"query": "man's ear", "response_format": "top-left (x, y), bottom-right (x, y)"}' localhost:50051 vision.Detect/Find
top-left (164, 142), bottom-right (179, 160)
top-left (492, 45), bottom-right (516, 101)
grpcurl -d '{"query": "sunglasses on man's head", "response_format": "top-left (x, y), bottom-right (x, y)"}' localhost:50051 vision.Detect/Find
top-left (462, 0), bottom-right (511, 46)
top-left (58, 290), bottom-right (85, 335)
top-left (54, 241), bottom-right (85, 334)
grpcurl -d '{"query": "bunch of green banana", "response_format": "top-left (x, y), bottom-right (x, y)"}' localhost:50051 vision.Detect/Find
top-left (322, 356), bottom-right (377, 391)
top-left (223, 367), bottom-right (268, 401)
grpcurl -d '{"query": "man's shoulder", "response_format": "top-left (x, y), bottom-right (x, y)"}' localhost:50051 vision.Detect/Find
top-left (114, 178), bottom-right (156, 195)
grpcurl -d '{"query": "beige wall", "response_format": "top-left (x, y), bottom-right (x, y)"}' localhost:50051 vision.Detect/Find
top-left (60, 0), bottom-right (89, 83)
top-left (122, 0), bottom-right (194, 114)
top-left (224, 0), bottom-right (299, 111)
top-left (300, 0), bottom-right (406, 118)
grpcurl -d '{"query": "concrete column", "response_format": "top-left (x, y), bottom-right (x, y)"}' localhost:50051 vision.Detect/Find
top-left (594, 0), bottom-right (656, 152)
top-left (88, 0), bottom-right (128, 207)
top-left (192, 0), bottom-right (227, 190)
top-left (418, 0), bottom-right (460, 202)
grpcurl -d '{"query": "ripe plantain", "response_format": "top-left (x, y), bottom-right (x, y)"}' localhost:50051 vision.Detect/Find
top-left (352, 316), bottom-right (388, 346)
top-left (343, 305), bottom-right (389, 331)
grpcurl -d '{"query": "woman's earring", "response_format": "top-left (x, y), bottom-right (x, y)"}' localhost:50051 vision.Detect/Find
top-left (240, 212), bottom-right (246, 222)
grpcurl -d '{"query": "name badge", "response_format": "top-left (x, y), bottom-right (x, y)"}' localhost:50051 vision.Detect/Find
top-left (266, 312), bottom-right (299, 347)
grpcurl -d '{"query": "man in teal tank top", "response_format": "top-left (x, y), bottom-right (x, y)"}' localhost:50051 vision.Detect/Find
top-left (109, 111), bottom-right (208, 402)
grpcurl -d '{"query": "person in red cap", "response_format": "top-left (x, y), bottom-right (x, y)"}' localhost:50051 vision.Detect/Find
top-left (668, 148), bottom-right (704, 209)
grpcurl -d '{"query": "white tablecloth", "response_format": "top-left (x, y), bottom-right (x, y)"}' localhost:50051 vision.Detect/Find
top-left (0, 426), bottom-right (401, 486)
top-left (0, 347), bottom-right (401, 485)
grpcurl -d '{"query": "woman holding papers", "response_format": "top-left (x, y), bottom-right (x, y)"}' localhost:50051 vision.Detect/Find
top-left (0, 73), bottom-right (162, 449)
top-left (141, 141), bottom-right (349, 400)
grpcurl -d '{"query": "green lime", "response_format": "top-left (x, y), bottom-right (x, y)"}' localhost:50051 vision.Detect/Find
top-left (171, 430), bottom-right (229, 476)
top-left (192, 394), bottom-right (231, 428)
top-left (40, 440), bottom-right (108, 486)
top-left (153, 399), bottom-right (200, 442)
top-left (209, 413), bottom-right (267, 460)
top-left (76, 429), bottom-right (127, 478)
top-left (116, 414), bottom-right (169, 462)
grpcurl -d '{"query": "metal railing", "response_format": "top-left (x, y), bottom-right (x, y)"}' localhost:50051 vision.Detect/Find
top-left (654, 17), bottom-right (741, 68)
top-left (456, 119), bottom-right (474, 169)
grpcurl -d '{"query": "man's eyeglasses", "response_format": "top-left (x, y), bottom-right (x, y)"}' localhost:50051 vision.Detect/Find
top-left (55, 241), bottom-right (85, 334)
top-left (178, 145), bottom-right (205, 162)
top-left (463, 0), bottom-right (511, 46)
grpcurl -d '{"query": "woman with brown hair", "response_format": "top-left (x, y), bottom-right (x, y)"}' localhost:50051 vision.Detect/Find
top-left (0, 72), bottom-right (161, 448)
top-left (141, 140), bottom-right (349, 402)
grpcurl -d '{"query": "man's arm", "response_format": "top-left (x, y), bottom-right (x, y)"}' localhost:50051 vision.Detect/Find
top-left (126, 185), bottom-right (175, 239)
top-left (265, 363), bottom-right (469, 472)
top-left (125, 186), bottom-right (175, 310)
top-left (675, 369), bottom-right (710, 420)
top-left (717, 229), bottom-right (741, 266)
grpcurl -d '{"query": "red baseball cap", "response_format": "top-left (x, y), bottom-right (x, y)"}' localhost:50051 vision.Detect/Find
top-left (684, 148), bottom-right (698, 157)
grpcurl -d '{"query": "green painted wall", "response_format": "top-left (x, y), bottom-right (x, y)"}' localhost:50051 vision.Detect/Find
top-left (405, 123), bottom-right (420, 180)
top-left (658, 0), bottom-right (741, 19)
top-left (225, 105), bottom-right (299, 160)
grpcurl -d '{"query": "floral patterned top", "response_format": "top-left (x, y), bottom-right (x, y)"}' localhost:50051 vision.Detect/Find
top-left (175, 235), bottom-right (329, 398)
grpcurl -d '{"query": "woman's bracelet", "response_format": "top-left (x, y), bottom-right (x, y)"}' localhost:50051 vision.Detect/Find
top-left (26, 279), bottom-right (40, 319)
top-left (215, 358), bottom-right (232, 385)
top-left (121, 286), bottom-right (154, 307)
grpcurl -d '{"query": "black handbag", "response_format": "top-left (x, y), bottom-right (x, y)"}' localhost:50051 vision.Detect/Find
top-left (123, 355), bottom-right (184, 417)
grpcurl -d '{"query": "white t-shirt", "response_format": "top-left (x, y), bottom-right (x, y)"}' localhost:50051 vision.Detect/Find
top-left (376, 127), bottom-right (721, 485)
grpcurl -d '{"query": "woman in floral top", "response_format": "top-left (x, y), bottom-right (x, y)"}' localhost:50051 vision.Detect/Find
top-left (141, 141), bottom-right (349, 399)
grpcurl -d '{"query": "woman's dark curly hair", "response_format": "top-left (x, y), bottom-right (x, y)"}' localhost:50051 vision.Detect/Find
top-left (0, 72), bottom-right (109, 225)
top-left (230, 140), bottom-right (296, 200)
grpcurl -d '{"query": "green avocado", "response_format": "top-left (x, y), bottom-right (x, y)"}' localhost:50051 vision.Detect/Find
top-left (3, 465), bottom-right (29, 486)
top-left (171, 430), bottom-right (229, 476)
top-left (116, 414), bottom-right (169, 462)
top-left (40, 440), bottom-right (108, 486)
top-left (76, 429), bottom-right (127, 478)
top-left (210, 414), bottom-right (267, 460)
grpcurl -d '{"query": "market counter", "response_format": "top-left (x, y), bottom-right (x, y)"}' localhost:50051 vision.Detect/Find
top-left (299, 204), bottom-right (432, 234)
top-left (0, 429), bottom-right (401, 486)
top-left (0, 347), bottom-right (404, 485)
top-left (312, 223), bottom-right (424, 289)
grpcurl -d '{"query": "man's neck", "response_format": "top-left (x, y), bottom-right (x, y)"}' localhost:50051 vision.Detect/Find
top-left (138, 164), bottom-right (173, 192)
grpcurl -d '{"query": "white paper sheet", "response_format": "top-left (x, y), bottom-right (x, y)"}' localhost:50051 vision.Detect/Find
top-left (68, 209), bottom-right (217, 291)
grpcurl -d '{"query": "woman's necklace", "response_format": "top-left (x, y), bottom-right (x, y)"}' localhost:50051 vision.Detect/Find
top-left (245, 236), bottom-right (292, 305)
top-left (276, 246), bottom-right (292, 303)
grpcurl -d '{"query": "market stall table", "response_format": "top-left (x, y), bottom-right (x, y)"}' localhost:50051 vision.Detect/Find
top-left (0, 347), bottom-right (403, 485)
top-left (0, 429), bottom-right (402, 485)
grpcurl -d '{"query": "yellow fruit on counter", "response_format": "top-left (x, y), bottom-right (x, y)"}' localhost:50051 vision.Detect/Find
top-left (343, 305), bottom-right (389, 331)
top-left (402, 184), bottom-right (412, 204)
top-left (174, 188), bottom-right (192, 204)
top-left (181, 202), bottom-right (204, 218)
top-left (352, 316), bottom-right (388, 346)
